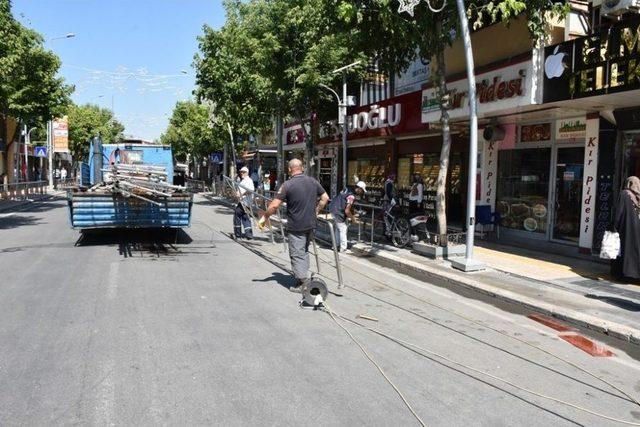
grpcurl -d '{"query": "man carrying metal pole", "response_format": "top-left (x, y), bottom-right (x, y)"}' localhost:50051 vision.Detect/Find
top-left (259, 159), bottom-right (330, 292)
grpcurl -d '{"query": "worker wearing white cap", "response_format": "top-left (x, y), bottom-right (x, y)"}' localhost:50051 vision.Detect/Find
top-left (328, 181), bottom-right (366, 252)
top-left (234, 166), bottom-right (255, 239)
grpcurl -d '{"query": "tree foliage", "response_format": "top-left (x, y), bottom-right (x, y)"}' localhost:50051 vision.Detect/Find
top-left (160, 100), bottom-right (219, 160)
top-left (0, 0), bottom-right (73, 149)
top-left (67, 104), bottom-right (124, 161)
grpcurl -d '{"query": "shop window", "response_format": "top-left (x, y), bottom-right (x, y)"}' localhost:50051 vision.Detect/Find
top-left (349, 158), bottom-right (385, 189)
top-left (496, 148), bottom-right (551, 234)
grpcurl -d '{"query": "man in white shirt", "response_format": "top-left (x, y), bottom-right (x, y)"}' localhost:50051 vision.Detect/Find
top-left (234, 166), bottom-right (255, 239)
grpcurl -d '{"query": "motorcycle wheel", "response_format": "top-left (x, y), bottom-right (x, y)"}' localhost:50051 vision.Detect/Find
top-left (391, 217), bottom-right (412, 247)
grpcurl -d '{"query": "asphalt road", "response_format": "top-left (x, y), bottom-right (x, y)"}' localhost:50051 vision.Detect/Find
top-left (1, 194), bottom-right (640, 426)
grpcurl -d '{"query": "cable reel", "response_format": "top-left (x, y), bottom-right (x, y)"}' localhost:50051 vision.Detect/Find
top-left (301, 277), bottom-right (329, 308)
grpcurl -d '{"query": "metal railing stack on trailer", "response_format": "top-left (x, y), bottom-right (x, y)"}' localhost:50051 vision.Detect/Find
top-left (0, 181), bottom-right (48, 201)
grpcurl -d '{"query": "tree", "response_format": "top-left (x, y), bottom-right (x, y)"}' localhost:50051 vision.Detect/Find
top-left (194, 0), bottom-right (366, 175)
top-left (0, 0), bottom-right (73, 153)
top-left (160, 100), bottom-right (219, 161)
top-left (67, 104), bottom-right (124, 161)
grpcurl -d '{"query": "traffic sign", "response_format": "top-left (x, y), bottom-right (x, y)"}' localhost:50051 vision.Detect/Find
top-left (34, 146), bottom-right (47, 158)
top-left (210, 152), bottom-right (222, 164)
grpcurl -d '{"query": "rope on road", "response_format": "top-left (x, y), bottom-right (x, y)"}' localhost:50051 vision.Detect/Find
top-left (310, 248), bottom-right (640, 408)
top-left (331, 312), bottom-right (640, 426)
top-left (220, 218), bottom-right (640, 422)
top-left (323, 304), bottom-right (427, 427)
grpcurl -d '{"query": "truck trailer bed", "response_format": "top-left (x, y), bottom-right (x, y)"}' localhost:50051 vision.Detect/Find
top-left (68, 190), bottom-right (193, 229)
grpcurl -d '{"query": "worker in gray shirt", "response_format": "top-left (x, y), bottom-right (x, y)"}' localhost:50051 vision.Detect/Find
top-left (259, 159), bottom-right (329, 292)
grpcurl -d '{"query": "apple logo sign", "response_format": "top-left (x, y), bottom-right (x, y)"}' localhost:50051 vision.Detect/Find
top-left (545, 46), bottom-right (567, 79)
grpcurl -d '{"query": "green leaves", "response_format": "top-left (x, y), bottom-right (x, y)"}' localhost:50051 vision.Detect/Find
top-left (0, 0), bottom-right (72, 145)
top-left (160, 100), bottom-right (219, 160)
top-left (67, 104), bottom-right (124, 161)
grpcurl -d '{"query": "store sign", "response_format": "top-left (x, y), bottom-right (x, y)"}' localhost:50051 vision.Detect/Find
top-left (53, 116), bottom-right (69, 153)
top-left (520, 123), bottom-right (552, 143)
top-left (579, 117), bottom-right (600, 250)
top-left (556, 117), bottom-right (587, 140)
top-left (319, 104), bottom-right (402, 140)
top-left (481, 138), bottom-right (499, 207)
top-left (422, 61), bottom-right (533, 123)
top-left (395, 51), bottom-right (431, 96)
top-left (543, 16), bottom-right (640, 103)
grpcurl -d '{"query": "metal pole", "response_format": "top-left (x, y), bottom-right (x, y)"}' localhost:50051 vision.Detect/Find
top-left (342, 72), bottom-right (348, 190)
top-left (276, 114), bottom-right (284, 188)
top-left (451, 0), bottom-right (484, 272)
top-left (23, 125), bottom-right (28, 182)
top-left (47, 120), bottom-right (54, 188)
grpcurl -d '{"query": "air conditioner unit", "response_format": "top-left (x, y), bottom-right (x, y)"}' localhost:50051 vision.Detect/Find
top-left (601, 0), bottom-right (640, 16)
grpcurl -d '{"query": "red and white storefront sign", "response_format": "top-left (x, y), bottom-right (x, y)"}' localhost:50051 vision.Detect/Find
top-left (318, 91), bottom-right (427, 144)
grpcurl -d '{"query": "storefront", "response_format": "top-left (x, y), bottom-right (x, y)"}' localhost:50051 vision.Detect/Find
top-left (488, 116), bottom-right (600, 250)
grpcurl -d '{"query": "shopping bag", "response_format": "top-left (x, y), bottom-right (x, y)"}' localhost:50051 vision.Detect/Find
top-left (599, 231), bottom-right (620, 260)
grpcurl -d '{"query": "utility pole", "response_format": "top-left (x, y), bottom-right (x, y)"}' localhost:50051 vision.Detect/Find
top-left (276, 113), bottom-right (284, 187)
top-left (450, 0), bottom-right (484, 272)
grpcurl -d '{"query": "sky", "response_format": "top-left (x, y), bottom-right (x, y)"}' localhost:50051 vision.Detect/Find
top-left (13, 0), bottom-right (226, 141)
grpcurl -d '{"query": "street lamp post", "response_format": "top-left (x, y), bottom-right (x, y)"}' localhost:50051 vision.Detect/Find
top-left (397, 0), bottom-right (484, 272)
top-left (320, 61), bottom-right (360, 193)
top-left (45, 32), bottom-right (75, 189)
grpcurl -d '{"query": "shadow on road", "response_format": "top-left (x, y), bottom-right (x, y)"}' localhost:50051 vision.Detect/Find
top-left (74, 228), bottom-right (207, 259)
top-left (252, 272), bottom-right (297, 290)
top-left (0, 215), bottom-right (44, 229)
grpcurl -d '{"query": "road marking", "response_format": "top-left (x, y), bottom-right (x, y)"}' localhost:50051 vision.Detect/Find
top-left (106, 263), bottom-right (119, 300)
top-left (0, 212), bottom-right (16, 218)
top-left (528, 313), bottom-right (577, 332)
top-left (93, 359), bottom-right (115, 426)
top-left (559, 333), bottom-right (615, 357)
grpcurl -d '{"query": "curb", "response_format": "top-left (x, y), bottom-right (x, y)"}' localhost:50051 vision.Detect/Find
top-left (352, 243), bottom-right (640, 346)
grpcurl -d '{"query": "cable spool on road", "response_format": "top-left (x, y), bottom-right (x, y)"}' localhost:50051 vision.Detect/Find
top-left (301, 277), bottom-right (329, 308)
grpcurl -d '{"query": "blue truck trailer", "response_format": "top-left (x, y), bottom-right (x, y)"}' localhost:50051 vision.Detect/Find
top-left (68, 141), bottom-right (193, 230)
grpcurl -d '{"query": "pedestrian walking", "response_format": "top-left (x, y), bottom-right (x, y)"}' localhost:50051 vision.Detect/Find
top-left (613, 176), bottom-right (640, 281)
top-left (269, 170), bottom-right (276, 192)
top-left (329, 181), bottom-right (366, 252)
top-left (409, 173), bottom-right (424, 213)
top-left (259, 159), bottom-right (329, 292)
top-left (60, 167), bottom-right (68, 183)
top-left (383, 173), bottom-right (397, 213)
top-left (233, 166), bottom-right (255, 240)
top-left (251, 169), bottom-right (260, 191)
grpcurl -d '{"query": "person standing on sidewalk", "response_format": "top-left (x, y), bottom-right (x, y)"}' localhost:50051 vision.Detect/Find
top-left (408, 173), bottom-right (424, 213)
top-left (613, 176), bottom-right (640, 281)
top-left (330, 181), bottom-right (366, 252)
top-left (259, 159), bottom-right (329, 292)
top-left (234, 166), bottom-right (255, 240)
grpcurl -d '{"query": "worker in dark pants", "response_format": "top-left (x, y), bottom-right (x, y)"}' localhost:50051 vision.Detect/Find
top-left (259, 159), bottom-right (329, 292)
top-left (234, 166), bottom-right (255, 239)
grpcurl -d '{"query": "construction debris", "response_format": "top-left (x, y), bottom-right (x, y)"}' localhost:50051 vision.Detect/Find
top-left (89, 163), bottom-right (187, 205)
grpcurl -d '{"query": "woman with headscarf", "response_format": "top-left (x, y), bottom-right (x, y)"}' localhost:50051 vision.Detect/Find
top-left (613, 176), bottom-right (640, 281)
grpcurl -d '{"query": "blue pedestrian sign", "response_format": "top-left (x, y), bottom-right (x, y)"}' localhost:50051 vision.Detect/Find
top-left (210, 152), bottom-right (222, 164)
top-left (34, 146), bottom-right (47, 158)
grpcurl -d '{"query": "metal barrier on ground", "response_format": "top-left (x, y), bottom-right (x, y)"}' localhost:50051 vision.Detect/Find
top-left (222, 176), bottom-right (344, 290)
top-left (0, 181), bottom-right (48, 201)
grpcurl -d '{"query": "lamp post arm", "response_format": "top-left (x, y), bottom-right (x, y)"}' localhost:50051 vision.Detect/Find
top-left (319, 84), bottom-right (342, 105)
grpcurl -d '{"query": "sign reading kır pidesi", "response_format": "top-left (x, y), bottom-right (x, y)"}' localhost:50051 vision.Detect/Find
top-left (422, 60), bottom-right (534, 123)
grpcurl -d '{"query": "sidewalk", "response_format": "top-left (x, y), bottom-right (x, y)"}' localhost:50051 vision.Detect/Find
top-left (349, 240), bottom-right (640, 346)
top-left (0, 191), bottom-right (65, 213)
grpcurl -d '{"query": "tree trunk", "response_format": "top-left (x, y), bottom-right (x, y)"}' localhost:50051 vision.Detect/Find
top-left (434, 25), bottom-right (451, 247)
